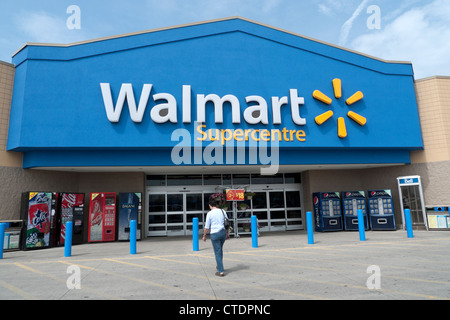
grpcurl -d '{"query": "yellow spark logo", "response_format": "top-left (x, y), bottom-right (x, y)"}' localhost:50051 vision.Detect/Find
top-left (313, 78), bottom-right (366, 139)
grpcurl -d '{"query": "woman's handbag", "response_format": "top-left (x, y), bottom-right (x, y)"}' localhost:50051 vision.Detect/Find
top-left (222, 209), bottom-right (230, 230)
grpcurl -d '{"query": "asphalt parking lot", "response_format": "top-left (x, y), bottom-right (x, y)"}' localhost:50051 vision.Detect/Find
top-left (1, 229), bottom-right (450, 303)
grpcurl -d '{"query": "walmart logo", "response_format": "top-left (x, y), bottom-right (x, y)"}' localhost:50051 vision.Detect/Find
top-left (313, 78), bottom-right (366, 139)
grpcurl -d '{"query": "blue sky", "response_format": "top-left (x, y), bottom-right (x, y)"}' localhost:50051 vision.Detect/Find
top-left (0, 0), bottom-right (448, 79)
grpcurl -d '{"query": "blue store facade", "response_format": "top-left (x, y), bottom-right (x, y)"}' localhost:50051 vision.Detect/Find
top-left (3, 17), bottom-right (427, 238)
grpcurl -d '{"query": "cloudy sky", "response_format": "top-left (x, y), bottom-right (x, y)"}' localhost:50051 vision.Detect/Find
top-left (0, 0), bottom-right (448, 79)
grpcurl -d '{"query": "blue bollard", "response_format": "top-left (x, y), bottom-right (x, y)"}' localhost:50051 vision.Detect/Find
top-left (193, 217), bottom-right (199, 251)
top-left (306, 211), bottom-right (314, 245)
top-left (251, 215), bottom-right (258, 248)
top-left (64, 221), bottom-right (73, 257)
top-left (0, 223), bottom-right (6, 259)
top-left (357, 209), bottom-right (366, 241)
top-left (404, 209), bottom-right (414, 238)
top-left (130, 220), bottom-right (137, 254)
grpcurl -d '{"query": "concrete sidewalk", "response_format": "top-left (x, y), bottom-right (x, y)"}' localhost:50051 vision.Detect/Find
top-left (1, 230), bottom-right (450, 301)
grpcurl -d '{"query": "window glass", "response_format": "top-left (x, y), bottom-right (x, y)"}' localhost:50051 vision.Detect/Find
top-left (148, 194), bottom-right (165, 212)
top-left (146, 175), bottom-right (166, 186)
top-left (232, 174), bottom-right (250, 185)
top-left (186, 193), bottom-right (202, 211)
top-left (167, 194), bottom-right (183, 211)
top-left (252, 192), bottom-right (267, 209)
top-left (284, 173), bottom-right (301, 184)
top-left (203, 175), bottom-right (222, 185)
top-left (167, 175), bottom-right (202, 186)
top-left (269, 192), bottom-right (285, 208)
top-left (251, 173), bottom-right (283, 184)
top-left (286, 191), bottom-right (301, 208)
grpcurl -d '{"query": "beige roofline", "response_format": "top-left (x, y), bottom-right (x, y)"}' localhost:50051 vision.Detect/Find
top-left (0, 60), bottom-right (14, 67)
top-left (415, 75), bottom-right (450, 82)
top-left (12, 16), bottom-right (412, 66)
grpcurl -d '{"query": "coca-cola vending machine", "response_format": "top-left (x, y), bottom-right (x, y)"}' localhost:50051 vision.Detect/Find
top-left (88, 192), bottom-right (116, 242)
top-left (57, 193), bottom-right (85, 246)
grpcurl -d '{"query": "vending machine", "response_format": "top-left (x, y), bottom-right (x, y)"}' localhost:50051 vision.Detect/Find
top-left (312, 192), bottom-right (343, 232)
top-left (21, 192), bottom-right (55, 250)
top-left (367, 190), bottom-right (396, 230)
top-left (57, 193), bottom-right (85, 245)
top-left (341, 191), bottom-right (370, 231)
top-left (118, 192), bottom-right (142, 241)
top-left (88, 192), bottom-right (116, 242)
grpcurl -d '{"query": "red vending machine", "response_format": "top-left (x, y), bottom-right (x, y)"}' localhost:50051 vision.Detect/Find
top-left (58, 193), bottom-right (85, 246)
top-left (88, 192), bottom-right (116, 242)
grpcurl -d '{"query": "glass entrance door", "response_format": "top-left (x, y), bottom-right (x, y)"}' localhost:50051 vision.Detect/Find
top-left (146, 173), bottom-right (303, 236)
top-left (166, 193), bottom-right (184, 236)
top-left (269, 191), bottom-right (287, 231)
top-left (147, 190), bottom-right (210, 236)
top-left (148, 193), bottom-right (166, 236)
top-left (251, 188), bottom-right (303, 232)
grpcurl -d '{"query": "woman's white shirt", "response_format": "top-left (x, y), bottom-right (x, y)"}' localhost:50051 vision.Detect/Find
top-left (205, 208), bottom-right (228, 234)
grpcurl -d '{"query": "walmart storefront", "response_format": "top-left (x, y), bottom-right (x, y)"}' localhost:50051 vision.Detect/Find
top-left (2, 17), bottom-right (431, 239)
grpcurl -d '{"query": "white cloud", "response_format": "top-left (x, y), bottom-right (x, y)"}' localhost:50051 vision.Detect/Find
top-left (317, 0), bottom-right (343, 16)
top-left (338, 0), bottom-right (370, 46)
top-left (14, 10), bottom-right (89, 44)
top-left (350, 0), bottom-right (450, 78)
top-left (318, 4), bottom-right (333, 16)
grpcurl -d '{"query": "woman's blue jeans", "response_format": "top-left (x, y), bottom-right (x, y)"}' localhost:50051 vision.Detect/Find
top-left (210, 228), bottom-right (226, 273)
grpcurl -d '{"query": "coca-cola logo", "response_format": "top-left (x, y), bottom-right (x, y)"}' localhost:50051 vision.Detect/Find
top-left (62, 193), bottom-right (76, 206)
top-left (91, 213), bottom-right (102, 225)
top-left (91, 200), bottom-right (102, 225)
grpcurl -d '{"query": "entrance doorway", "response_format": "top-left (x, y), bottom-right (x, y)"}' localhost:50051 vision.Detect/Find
top-left (146, 173), bottom-right (303, 237)
top-left (250, 188), bottom-right (302, 232)
top-left (147, 188), bottom-right (214, 236)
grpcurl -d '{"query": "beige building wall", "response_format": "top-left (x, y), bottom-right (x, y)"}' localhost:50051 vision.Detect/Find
top-left (0, 60), bottom-right (22, 167)
top-left (411, 76), bottom-right (450, 163)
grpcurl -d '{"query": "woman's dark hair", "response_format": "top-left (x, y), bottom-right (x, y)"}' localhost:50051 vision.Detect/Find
top-left (209, 197), bottom-right (219, 207)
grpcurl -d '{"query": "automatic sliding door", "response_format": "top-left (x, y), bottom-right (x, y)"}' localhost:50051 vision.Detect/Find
top-left (167, 193), bottom-right (184, 236)
top-left (186, 193), bottom-right (203, 235)
top-left (269, 191), bottom-right (286, 231)
top-left (148, 193), bottom-right (167, 236)
top-left (285, 190), bottom-right (302, 230)
top-left (252, 192), bottom-right (269, 231)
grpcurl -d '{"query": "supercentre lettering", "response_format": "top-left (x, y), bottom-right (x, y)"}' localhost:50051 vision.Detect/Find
top-left (196, 124), bottom-right (306, 144)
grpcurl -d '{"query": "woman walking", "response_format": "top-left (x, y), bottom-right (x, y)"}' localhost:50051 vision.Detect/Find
top-left (203, 197), bottom-right (230, 277)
